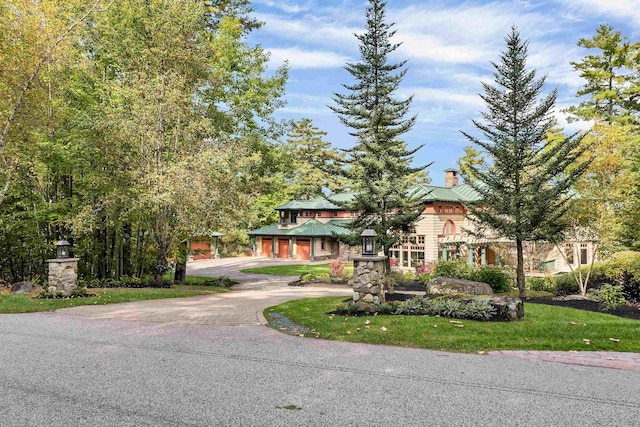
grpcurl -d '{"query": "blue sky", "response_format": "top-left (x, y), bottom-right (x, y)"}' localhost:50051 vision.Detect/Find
top-left (247, 0), bottom-right (640, 186)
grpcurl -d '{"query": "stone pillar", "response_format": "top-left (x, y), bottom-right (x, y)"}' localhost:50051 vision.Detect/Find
top-left (47, 258), bottom-right (79, 296)
top-left (352, 255), bottom-right (387, 305)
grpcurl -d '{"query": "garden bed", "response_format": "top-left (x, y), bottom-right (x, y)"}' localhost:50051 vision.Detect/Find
top-left (527, 296), bottom-right (640, 321)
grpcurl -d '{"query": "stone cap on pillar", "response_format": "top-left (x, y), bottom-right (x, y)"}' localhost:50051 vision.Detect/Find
top-left (46, 258), bottom-right (80, 263)
top-left (352, 255), bottom-right (387, 262)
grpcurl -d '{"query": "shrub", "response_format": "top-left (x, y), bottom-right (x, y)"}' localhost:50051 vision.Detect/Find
top-left (330, 259), bottom-right (345, 279)
top-left (389, 258), bottom-right (399, 268)
top-left (553, 273), bottom-right (580, 295)
top-left (417, 273), bottom-right (432, 285)
top-left (414, 261), bottom-right (435, 276)
top-left (389, 270), bottom-right (415, 283)
top-left (470, 266), bottom-right (513, 293)
top-left (300, 272), bottom-right (332, 283)
top-left (433, 261), bottom-right (472, 280)
top-left (526, 277), bottom-right (556, 293)
top-left (601, 251), bottom-right (640, 302)
top-left (186, 277), bottom-right (236, 287)
top-left (393, 296), bottom-right (497, 320)
top-left (432, 261), bottom-right (513, 293)
top-left (588, 284), bottom-right (627, 310)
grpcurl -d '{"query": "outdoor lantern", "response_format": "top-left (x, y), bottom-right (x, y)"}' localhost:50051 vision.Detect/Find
top-left (56, 240), bottom-right (72, 259)
top-left (360, 229), bottom-right (377, 256)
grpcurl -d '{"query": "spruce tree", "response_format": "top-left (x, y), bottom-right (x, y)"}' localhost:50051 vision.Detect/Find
top-left (286, 118), bottom-right (346, 200)
top-left (330, 0), bottom-right (427, 261)
top-left (460, 27), bottom-right (591, 298)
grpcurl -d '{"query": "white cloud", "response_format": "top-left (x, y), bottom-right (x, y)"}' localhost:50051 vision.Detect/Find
top-left (253, 0), bottom-right (313, 14)
top-left (407, 87), bottom-right (486, 111)
top-left (255, 12), bottom-right (359, 49)
top-left (267, 47), bottom-right (351, 69)
top-left (557, 0), bottom-right (640, 26)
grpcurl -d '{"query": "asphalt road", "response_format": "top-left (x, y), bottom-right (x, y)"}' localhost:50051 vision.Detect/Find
top-left (2, 312), bottom-right (640, 426)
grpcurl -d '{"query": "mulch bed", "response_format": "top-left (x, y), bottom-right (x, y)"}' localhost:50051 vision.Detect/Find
top-left (526, 297), bottom-right (640, 321)
top-left (386, 292), bottom-right (640, 320)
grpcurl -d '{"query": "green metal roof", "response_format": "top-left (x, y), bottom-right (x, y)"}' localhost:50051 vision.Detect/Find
top-left (275, 186), bottom-right (480, 213)
top-left (247, 219), bottom-right (351, 237)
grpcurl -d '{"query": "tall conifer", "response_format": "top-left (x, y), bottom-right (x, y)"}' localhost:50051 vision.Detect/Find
top-left (460, 28), bottom-right (591, 298)
top-left (330, 0), bottom-right (428, 260)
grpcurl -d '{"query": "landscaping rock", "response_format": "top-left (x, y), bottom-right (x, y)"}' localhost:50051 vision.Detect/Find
top-left (11, 281), bottom-right (33, 294)
top-left (469, 296), bottom-right (524, 321)
top-left (427, 277), bottom-right (493, 295)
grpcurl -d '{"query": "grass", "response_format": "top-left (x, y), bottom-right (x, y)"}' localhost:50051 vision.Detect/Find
top-left (265, 296), bottom-right (640, 353)
top-left (0, 284), bottom-right (229, 314)
top-left (241, 263), bottom-right (353, 276)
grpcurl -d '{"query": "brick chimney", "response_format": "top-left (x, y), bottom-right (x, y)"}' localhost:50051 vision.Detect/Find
top-left (444, 169), bottom-right (459, 188)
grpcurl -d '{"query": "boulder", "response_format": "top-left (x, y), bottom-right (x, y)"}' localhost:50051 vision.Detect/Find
top-left (10, 281), bottom-right (33, 294)
top-left (427, 277), bottom-right (493, 295)
top-left (467, 296), bottom-right (524, 321)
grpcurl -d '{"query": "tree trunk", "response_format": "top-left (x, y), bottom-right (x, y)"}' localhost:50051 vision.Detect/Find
top-left (174, 241), bottom-right (189, 285)
top-left (154, 244), bottom-right (168, 287)
top-left (516, 237), bottom-right (526, 299)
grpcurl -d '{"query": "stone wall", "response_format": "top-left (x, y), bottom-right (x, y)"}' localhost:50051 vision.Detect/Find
top-left (47, 258), bottom-right (79, 296)
top-left (352, 256), bottom-right (387, 305)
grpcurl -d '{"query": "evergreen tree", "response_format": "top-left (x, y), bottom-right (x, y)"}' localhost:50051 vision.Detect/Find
top-left (567, 24), bottom-right (637, 124)
top-left (330, 0), bottom-right (427, 261)
top-left (460, 28), bottom-right (591, 298)
top-left (286, 118), bottom-right (346, 200)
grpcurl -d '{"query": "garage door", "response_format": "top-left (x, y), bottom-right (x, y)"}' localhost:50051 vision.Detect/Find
top-left (296, 239), bottom-right (310, 260)
top-left (278, 240), bottom-right (290, 259)
top-left (261, 238), bottom-right (272, 257)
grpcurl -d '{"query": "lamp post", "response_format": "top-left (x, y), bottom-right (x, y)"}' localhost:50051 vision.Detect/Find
top-left (48, 240), bottom-right (79, 297)
top-left (360, 229), bottom-right (377, 256)
top-left (352, 229), bottom-right (386, 306)
top-left (56, 240), bottom-right (72, 259)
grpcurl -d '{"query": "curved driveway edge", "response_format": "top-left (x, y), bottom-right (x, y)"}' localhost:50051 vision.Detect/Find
top-left (58, 285), bottom-right (351, 326)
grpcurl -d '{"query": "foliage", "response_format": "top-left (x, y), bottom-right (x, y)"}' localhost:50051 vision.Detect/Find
top-left (432, 261), bottom-right (514, 293)
top-left (0, 0), bottom-right (288, 284)
top-left (601, 251), bottom-right (640, 302)
top-left (328, 0), bottom-right (428, 259)
top-left (330, 259), bottom-right (346, 279)
top-left (388, 270), bottom-right (415, 284)
top-left (0, 285), bottom-right (228, 314)
top-left (526, 277), bottom-right (556, 293)
top-left (414, 261), bottom-right (435, 276)
top-left (459, 27), bottom-right (591, 298)
top-left (566, 24), bottom-right (638, 124)
top-left (269, 296), bottom-right (640, 352)
top-left (588, 285), bottom-right (627, 311)
top-left (300, 271), bottom-right (332, 283)
top-left (286, 119), bottom-right (347, 199)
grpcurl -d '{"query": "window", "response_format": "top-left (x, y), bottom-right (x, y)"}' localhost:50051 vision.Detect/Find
top-left (437, 205), bottom-right (442, 213)
top-left (333, 211), bottom-right (339, 217)
top-left (564, 244), bottom-right (574, 264)
top-left (417, 235), bottom-right (425, 245)
top-left (442, 220), bottom-right (456, 235)
top-left (321, 238), bottom-right (326, 251)
top-left (350, 211), bottom-right (357, 218)
top-left (580, 244), bottom-right (588, 265)
top-left (290, 212), bottom-right (298, 223)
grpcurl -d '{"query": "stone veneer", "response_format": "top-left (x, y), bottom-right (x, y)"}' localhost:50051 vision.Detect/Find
top-left (352, 255), bottom-right (387, 305)
top-left (47, 258), bottom-right (79, 296)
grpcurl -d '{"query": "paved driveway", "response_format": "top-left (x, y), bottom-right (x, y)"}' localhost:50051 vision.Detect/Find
top-left (3, 257), bottom-right (640, 425)
top-left (59, 257), bottom-right (350, 325)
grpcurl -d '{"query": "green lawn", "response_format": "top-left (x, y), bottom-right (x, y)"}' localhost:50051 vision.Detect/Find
top-left (241, 263), bottom-right (353, 276)
top-left (265, 296), bottom-right (640, 353)
top-left (0, 285), bottom-right (229, 314)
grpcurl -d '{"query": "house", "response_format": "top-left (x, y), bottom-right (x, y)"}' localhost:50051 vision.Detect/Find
top-left (247, 195), bottom-right (353, 261)
top-left (248, 170), bottom-right (596, 275)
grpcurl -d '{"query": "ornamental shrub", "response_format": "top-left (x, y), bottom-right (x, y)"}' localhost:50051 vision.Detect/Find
top-left (330, 259), bottom-right (345, 278)
top-left (588, 284), bottom-right (627, 310)
top-left (470, 266), bottom-right (513, 293)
